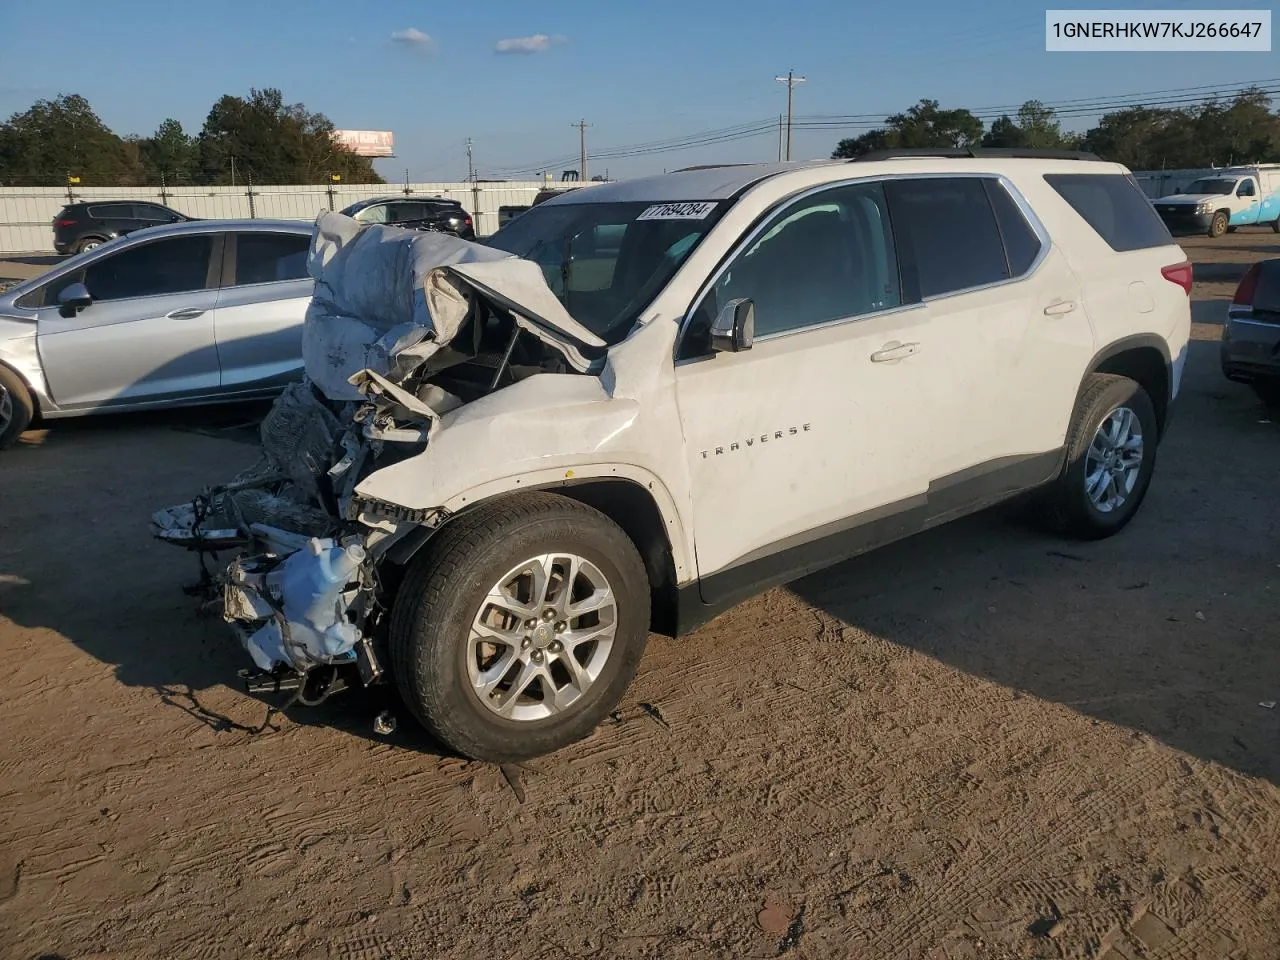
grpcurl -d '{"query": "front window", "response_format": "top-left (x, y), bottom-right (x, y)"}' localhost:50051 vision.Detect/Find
top-left (485, 199), bottom-right (728, 344)
top-left (1185, 178), bottom-right (1237, 196)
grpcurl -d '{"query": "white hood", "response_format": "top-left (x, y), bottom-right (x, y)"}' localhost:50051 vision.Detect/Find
top-left (1155, 193), bottom-right (1229, 205)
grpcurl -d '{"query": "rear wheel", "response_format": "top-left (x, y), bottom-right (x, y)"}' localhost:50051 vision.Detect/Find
top-left (1271, 217), bottom-right (1280, 234)
top-left (74, 236), bottom-right (106, 254)
top-left (0, 365), bottom-right (34, 449)
top-left (1038, 374), bottom-right (1158, 540)
top-left (389, 493), bottom-right (651, 762)
top-left (1208, 211), bottom-right (1229, 238)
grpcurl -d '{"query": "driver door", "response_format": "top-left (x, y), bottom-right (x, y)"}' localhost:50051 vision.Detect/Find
top-left (36, 234), bottom-right (222, 409)
top-left (674, 181), bottom-right (937, 607)
top-left (1233, 178), bottom-right (1261, 226)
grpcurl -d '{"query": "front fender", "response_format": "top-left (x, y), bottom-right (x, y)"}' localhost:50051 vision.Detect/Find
top-left (353, 372), bottom-right (695, 580)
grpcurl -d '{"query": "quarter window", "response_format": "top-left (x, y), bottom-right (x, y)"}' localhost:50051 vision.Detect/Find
top-left (233, 233), bottom-right (311, 285)
top-left (83, 235), bottom-right (213, 301)
top-left (708, 182), bottom-right (901, 340)
top-left (1044, 173), bottom-right (1173, 252)
top-left (884, 178), bottom-right (1009, 298)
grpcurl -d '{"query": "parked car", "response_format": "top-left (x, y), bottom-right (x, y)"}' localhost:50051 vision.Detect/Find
top-left (0, 220), bottom-right (313, 448)
top-left (53, 200), bottom-right (192, 255)
top-left (1221, 258), bottom-right (1280, 407)
top-left (156, 152), bottom-right (1191, 763)
top-left (337, 196), bottom-right (475, 240)
top-left (1152, 164), bottom-right (1280, 238)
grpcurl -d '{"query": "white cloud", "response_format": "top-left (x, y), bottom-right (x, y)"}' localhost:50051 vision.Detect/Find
top-left (391, 28), bottom-right (436, 51)
top-left (494, 33), bottom-right (565, 54)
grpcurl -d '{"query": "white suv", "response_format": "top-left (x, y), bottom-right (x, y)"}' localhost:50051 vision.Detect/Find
top-left (155, 151), bottom-right (1192, 762)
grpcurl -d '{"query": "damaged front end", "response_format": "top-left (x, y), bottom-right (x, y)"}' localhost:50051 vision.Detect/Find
top-left (151, 212), bottom-right (605, 701)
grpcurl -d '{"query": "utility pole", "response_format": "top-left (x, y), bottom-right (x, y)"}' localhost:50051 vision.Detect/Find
top-left (774, 70), bottom-right (806, 161)
top-left (777, 114), bottom-right (784, 162)
top-left (572, 119), bottom-right (591, 181)
top-left (465, 137), bottom-right (476, 182)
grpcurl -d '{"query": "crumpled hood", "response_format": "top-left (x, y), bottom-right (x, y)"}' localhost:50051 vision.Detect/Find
top-left (304, 212), bottom-right (605, 400)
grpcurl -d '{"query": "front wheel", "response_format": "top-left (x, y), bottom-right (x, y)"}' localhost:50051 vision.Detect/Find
top-left (389, 493), bottom-right (651, 762)
top-left (1208, 211), bottom-right (1229, 238)
top-left (1038, 374), bottom-right (1159, 540)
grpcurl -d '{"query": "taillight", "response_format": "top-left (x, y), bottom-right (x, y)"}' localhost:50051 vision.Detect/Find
top-left (54, 218), bottom-right (75, 228)
top-left (1161, 261), bottom-right (1193, 296)
top-left (464, 216), bottom-right (473, 225)
top-left (1233, 263), bottom-right (1260, 305)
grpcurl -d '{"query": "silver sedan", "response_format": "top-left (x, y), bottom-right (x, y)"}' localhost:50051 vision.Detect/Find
top-left (0, 220), bottom-right (314, 448)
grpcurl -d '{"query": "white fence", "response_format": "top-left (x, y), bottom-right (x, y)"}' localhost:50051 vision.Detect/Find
top-left (0, 181), bottom-right (591, 253)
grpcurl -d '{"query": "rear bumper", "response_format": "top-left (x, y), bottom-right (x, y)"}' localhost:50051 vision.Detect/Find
top-left (1156, 209), bottom-right (1213, 235)
top-left (1221, 318), bottom-right (1280, 382)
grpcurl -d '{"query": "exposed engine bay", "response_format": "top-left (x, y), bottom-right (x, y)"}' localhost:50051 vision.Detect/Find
top-left (152, 212), bottom-right (607, 701)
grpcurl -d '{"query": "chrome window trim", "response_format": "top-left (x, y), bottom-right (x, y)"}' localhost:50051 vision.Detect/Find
top-left (676, 171), bottom-right (1051, 353)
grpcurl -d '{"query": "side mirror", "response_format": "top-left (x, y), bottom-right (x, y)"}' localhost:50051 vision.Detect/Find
top-left (57, 281), bottom-right (93, 317)
top-left (711, 298), bottom-right (755, 353)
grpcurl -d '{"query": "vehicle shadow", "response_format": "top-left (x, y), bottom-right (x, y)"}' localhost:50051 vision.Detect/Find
top-left (788, 337), bottom-right (1279, 785)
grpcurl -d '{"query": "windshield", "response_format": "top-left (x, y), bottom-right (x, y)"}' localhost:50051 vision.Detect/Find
top-left (484, 199), bottom-right (728, 344)
top-left (1184, 178), bottom-right (1236, 196)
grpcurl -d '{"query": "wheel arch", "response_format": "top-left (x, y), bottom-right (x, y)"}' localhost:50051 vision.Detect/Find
top-left (1086, 335), bottom-right (1171, 437)
top-left (380, 475), bottom-right (689, 638)
top-left (0, 358), bottom-right (44, 419)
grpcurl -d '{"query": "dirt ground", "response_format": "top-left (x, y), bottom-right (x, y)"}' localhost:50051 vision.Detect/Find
top-left (1, 232), bottom-right (1278, 960)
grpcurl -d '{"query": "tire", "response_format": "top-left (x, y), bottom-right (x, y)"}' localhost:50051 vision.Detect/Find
top-left (74, 236), bottom-right (106, 254)
top-left (1038, 374), bottom-right (1159, 540)
top-left (1271, 217), bottom-right (1280, 234)
top-left (0, 365), bottom-right (34, 449)
top-left (1208, 211), bottom-right (1229, 238)
top-left (389, 492), bottom-right (651, 762)
top-left (1252, 380), bottom-right (1280, 409)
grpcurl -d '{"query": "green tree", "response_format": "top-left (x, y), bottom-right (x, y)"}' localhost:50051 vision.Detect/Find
top-left (1190, 89), bottom-right (1280, 165)
top-left (139, 118), bottom-right (197, 184)
top-left (832, 99), bottom-right (982, 159)
top-left (0, 94), bottom-right (142, 185)
top-left (1082, 106), bottom-right (1195, 168)
top-left (982, 100), bottom-right (1069, 149)
top-left (195, 88), bottom-right (382, 185)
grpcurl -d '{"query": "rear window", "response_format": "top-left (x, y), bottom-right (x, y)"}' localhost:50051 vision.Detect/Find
top-left (86, 204), bottom-right (134, 219)
top-left (1044, 173), bottom-right (1174, 252)
top-left (885, 177), bottom-right (1009, 299)
top-left (234, 232), bottom-right (311, 285)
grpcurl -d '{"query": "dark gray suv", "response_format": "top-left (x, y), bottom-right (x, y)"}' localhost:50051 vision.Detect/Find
top-left (53, 201), bottom-right (190, 255)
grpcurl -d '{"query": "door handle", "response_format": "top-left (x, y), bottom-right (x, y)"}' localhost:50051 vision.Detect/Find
top-left (1043, 300), bottom-right (1077, 317)
top-left (166, 308), bottom-right (206, 320)
top-left (870, 341), bottom-right (920, 363)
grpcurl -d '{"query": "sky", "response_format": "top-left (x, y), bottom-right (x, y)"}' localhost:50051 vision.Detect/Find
top-left (1, 0), bottom-right (1276, 182)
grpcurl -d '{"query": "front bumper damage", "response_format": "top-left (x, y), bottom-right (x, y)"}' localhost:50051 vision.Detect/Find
top-left (151, 211), bottom-right (605, 701)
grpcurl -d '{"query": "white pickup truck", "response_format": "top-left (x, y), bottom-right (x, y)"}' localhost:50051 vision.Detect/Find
top-left (1152, 164), bottom-right (1280, 238)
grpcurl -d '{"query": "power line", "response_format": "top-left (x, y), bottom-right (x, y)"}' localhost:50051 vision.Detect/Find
top-left (486, 77), bottom-right (1280, 174)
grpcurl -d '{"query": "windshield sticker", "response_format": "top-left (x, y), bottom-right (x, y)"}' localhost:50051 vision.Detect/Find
top-left (636, 201), bottom-right (717, 221)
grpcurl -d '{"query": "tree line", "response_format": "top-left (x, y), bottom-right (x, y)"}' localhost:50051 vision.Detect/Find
top-left (0, 89), bottom-right (384, 187)
top-left (832, 88), bottom-right (1280, 169)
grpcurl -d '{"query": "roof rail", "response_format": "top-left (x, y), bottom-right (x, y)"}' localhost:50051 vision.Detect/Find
top-left (850, 147), bottom-right (1101, 162)
top-left (671, 163), bottom-right (753, 172)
